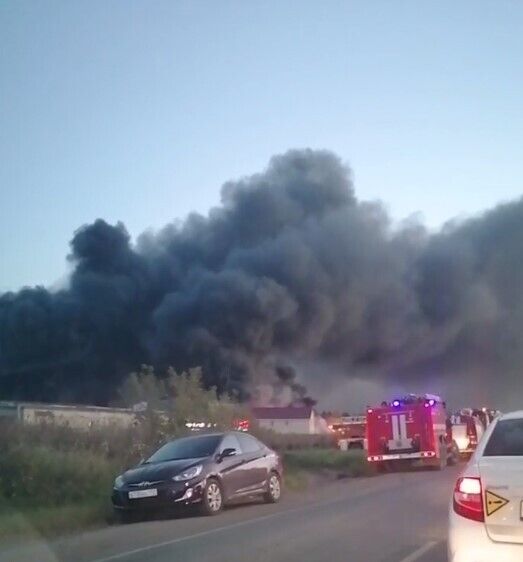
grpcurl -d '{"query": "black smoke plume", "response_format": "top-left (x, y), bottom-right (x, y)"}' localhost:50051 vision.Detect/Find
top-left (1, 149), bottom-right (522, 407)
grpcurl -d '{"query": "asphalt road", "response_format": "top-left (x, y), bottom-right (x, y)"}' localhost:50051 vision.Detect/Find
top-left (1, 466), bottom-right (459, 562)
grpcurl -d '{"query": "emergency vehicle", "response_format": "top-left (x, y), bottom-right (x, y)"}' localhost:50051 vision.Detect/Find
top-left (366, 393), bottom-right (459, 471)
top-left (449, 408), bottom-right (499, 458)
top-left (329, 415), bottom-right (366, 450)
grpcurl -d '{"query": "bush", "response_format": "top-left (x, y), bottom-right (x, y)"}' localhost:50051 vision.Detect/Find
top-left (251, 428), bottom-right (336, 451)
top-left (0, 446), bottom-right (117, 506)
top-left (0, 420), bottom-right (148, 470)
top-left (0, 503), bottom-right (108, 541)
top-left (283, 449), bottom-right (372, 477)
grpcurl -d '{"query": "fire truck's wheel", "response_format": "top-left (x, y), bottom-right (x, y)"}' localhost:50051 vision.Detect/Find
top-left (447, 441), bottom-right (459, 466)
top-left (387, 460), bottom-right (402, 472)
top-left (376, 461), bottom-right (396, 473)
top-left (439, 442), bottom-right (448, 468)
top-left (430, 444), bottom-right (447, 470)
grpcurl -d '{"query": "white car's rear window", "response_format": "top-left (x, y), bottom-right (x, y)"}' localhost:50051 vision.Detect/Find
top-left (484, 419), bottom-right (523, 456)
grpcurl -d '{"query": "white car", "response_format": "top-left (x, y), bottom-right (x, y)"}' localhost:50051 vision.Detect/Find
top-left (448, 410), bottom-right (523, 561)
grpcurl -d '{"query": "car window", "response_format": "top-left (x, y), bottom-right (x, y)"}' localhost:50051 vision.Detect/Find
top-left (483, 419), bottom-right (523, 456)
top-left (237, 433), bottom-right (263, 453)
top-left (219, 434), bottom-right (241, 453)
top-left (146, 434), bottom-right (222, 463)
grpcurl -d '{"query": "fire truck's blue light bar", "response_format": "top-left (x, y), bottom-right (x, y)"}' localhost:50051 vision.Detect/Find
top-left (392, 400), bottom-right (400, 407)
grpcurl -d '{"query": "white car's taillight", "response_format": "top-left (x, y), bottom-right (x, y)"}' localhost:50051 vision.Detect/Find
top-left (453, 476), bottom-right (484, 522)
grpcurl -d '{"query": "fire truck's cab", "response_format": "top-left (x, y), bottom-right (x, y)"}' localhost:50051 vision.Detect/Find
top-left (329, 415), bottom-right (366, 450)
top-left (366, 393), bottom-right (459, 471)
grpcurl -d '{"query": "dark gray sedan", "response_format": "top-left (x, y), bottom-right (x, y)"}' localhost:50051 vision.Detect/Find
top-left (112, 431), bottom-right (283, 520)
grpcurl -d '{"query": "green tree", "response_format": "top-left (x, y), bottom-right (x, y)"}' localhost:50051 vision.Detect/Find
top-left (118, 365), bottom-right (251, 438)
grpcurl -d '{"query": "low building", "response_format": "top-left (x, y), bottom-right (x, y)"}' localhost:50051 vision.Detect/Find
top-left (0, 401), bottom-right (136, 429)
top-left (252, 406), bottom-right (330, 434)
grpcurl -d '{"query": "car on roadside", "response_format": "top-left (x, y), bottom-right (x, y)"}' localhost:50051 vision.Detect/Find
top-left (448, 410), bottom-right (523, 562)
top-left (112, 431), bottom-right (283, 520)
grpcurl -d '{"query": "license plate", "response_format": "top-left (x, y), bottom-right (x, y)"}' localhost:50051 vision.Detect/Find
top-left (128, 488), bottom-right (158, 499)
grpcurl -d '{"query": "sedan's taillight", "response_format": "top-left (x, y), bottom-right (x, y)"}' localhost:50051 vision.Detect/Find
top-left (453, 477), bottom-right (484, 522)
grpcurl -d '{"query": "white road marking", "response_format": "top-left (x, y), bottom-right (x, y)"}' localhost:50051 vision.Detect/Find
top-left (89, 477), bottom-right (443, 562)
top-left (90, 503), bottom-right (324, 562)
top-left (398, 541), bottom-right (439, 562)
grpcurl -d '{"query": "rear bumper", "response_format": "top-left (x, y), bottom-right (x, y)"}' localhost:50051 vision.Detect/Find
top-left (367, 451), bottom-right (435, 462)
top-left (449, 506), bottom-right (523, 562)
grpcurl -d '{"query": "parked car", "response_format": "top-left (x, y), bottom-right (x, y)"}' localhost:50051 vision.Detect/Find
top-left (112, 431), bottom-right (283, 520)
top-left (448, 410), bottom-right (523, 561)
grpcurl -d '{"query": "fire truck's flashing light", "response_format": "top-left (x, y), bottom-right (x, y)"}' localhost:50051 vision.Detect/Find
top-left (370, 394), bottom-right (441, 411)
top-left (234, 419), bottom-right (250, 432)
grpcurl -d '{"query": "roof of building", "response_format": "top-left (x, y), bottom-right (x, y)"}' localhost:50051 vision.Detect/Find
top-left (251, 406), bottom-right (313, 420)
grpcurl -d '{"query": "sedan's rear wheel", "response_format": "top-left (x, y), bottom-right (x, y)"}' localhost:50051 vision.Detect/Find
top-left (200, 479), bottom-right (223, 516)
top-left (264, 472), bottom-right (282, 503)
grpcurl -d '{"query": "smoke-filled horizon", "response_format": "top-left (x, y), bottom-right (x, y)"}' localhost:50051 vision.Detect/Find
top-left (1, 149), bottom-right (522, 408)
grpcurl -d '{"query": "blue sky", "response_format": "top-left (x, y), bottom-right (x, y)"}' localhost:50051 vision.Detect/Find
top-left (1, 0), bottom-right (523, 291)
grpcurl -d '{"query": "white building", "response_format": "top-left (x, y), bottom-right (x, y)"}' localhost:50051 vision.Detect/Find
top-left (252, 406), bottom-right (330, 434)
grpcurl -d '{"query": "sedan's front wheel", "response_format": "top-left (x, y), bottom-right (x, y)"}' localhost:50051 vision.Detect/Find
top-left (200, 478), bottom-right (223, 516)
top-left (264, 472), bottom-right (282, 503)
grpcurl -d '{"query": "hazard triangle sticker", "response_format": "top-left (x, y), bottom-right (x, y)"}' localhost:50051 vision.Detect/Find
top-left (485, 490), bottom-right (510, 516)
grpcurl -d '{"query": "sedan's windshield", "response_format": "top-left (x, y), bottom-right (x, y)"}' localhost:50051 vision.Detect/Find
top-left (145, 435), bottom-right (222, 463)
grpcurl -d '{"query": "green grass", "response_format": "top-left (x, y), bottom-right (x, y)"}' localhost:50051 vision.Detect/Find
top-left (0, 446), bottom-right (119, 506)
top-left (283, 449), bottom-right (373, 478)
top-left (0, 435), bottom-right (123, 542)
top-left (283, 467), bottom-right (309, 491)
top-left (0, 501), bottom-right (111, 542)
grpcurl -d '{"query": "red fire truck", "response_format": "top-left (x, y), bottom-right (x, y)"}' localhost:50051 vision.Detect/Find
top-left (366, 394), bottom-right (459, 471)
top-left (329, 415), bottom-right (366, 449)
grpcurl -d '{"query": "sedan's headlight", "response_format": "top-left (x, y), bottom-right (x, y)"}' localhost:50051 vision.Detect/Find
top-left (172, 464), bottom-right (203, 481)
top-left (114, 475), bottom-right (124, 489)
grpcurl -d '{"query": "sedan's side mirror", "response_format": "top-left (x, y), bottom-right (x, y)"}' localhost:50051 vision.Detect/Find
top-left (218, 447), bottom-right (238, 461)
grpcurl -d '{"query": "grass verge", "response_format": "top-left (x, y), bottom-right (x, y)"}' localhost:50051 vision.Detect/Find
top-left (0, 501), bottom-right (110, 543)
top-left (0, 424), bottom-right (372, 543)
top-left (283, 449), bottom-right (372, 479)
top-left (283, 467), bottom-right (309, 491)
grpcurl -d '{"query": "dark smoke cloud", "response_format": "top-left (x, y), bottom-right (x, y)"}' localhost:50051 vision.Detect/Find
top-left (1, 149), bottom-right (523, 407)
